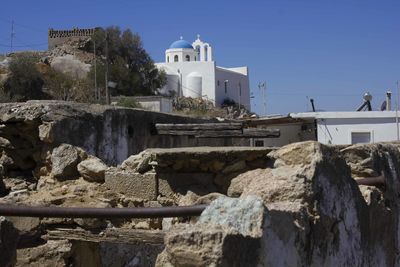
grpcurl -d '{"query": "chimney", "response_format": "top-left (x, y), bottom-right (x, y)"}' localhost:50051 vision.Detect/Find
top-left (386, 91), bottom-right (392, 111)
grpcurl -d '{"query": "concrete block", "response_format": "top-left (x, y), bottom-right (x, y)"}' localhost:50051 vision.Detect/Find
top-left (104, 169), bottom-right (156, 200)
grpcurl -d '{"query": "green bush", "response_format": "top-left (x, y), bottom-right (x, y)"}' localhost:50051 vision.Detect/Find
top-left (116, 96), bottom-right (142, 109)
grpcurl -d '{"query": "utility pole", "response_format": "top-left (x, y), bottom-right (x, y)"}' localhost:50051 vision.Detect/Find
top-left (258, 81), bottom-right (266, 115)
top-left (10, 20), bottom-right (15, 53)
top-left (396, 81), bottom-right (399, 141)
top-left (93, 39), bottom-right (97, 101)
top-left (105, 32), bottom-right (110, 105)
top-left (238, 82), bottom-right (241, 108)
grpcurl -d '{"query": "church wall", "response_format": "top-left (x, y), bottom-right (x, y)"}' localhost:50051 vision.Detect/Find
top-left (215, 67), bottom-right (250, 110)
top-left (156, 61), bottom-right (217, 105)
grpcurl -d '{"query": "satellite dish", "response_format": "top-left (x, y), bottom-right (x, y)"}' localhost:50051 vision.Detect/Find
top-left (363, 92), bottom-right (372, 102)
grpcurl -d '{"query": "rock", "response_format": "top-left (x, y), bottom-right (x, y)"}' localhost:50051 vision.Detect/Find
top-left (156, 196), bottom-right (264, 266)
top-left (198, 195), bottom-right (265, 238)
top-left (158, 172), bottom-right (216, 198)
top-left (0, 137), bottom-right (13, 148)
top-left (16, 240), bottom-right (72, 267)
top-left (222, 160), bottom-right (246, 174)
top-left (77, 156), bottom-right (108, 183)
top-left (51, 144), bottom-right (79, 180)
top-left (104, 169), bottom-right (157, 200)
top-left (195, 192), bottom-right (225, 205)
top-left (0, 217), bottom-right (19, 267)
top-left (227, 168), bottom-right (266, 197)
top-left (121, 151), bottom-right (152, 173)
top-left (158, 224), bottom-right (260, 267)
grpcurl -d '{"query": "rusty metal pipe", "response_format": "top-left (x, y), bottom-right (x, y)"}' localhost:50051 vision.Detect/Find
top-left (355, 175), bottom-right (385, 187)
top-left (0, 204), bottom-right (207, 219)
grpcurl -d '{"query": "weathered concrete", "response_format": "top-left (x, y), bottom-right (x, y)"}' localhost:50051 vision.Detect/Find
top-left (0, 101), bottom-right (246, 171)
top-left (104, 170), bottom-right (157, 200)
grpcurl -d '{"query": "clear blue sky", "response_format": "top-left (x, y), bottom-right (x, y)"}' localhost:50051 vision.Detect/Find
top-left (1, 0), bottom-right (399, 115)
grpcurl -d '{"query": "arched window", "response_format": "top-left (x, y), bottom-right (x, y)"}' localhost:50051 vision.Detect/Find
top-left (167, 56), bottom-right (169, 62)
top-left (174, 55), bottom-right (179, 62)
top-left (195, 45), bottom-right (201, 61)
top-left (185, 55), bottom-right (190, 61)
top-left (204, 45), bottom-right (208, 61)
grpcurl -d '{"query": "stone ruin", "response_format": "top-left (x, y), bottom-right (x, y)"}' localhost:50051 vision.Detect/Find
top-left (0, 101), bottom-right (400, 266)
top-left (48, 27), bottom-right (97, 50)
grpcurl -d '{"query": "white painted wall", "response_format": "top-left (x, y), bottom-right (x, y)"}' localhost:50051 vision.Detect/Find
top-left (156, 61), bottom-right (217, 104)
top-left (215, 66), bottom-right (250, 109)
top-left (291, 111), bottom-right (400, 145)
top-left (317, 117), bottom-right (398, 145)
top-left (133, 96), bottom-right (173, 113)
top-left (252, 123), bottom-right (315, 147)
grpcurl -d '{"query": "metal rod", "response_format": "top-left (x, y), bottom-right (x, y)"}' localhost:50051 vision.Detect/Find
top-left (0, 204), bottom-right (207, 219)
top-left (355, 175), bottom-right (385, 187)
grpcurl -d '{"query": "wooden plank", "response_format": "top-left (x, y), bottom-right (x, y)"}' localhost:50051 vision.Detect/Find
top-left (155, 123), bottom-right (243, 131)
top-left (195, 129), bottom-right (280, 138)
top-left (242, 128), bottom-right (280, 138)
top-left (157, 129), bottom-right (243, 136)
top-left (47, 228), bottom-right (165, 245)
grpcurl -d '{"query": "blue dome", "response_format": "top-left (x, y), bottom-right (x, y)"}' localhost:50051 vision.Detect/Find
top-left (169, 39), bottom-right (193, 49)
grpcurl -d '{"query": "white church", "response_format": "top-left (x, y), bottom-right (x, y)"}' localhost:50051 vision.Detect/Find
top-left (155, 35), bottom-right (250, 109)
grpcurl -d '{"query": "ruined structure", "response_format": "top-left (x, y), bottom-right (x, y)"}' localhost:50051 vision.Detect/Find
top-left (0, 101), bottom-right (400, 266)
top-left (48, 27), bottom-right (97, 50)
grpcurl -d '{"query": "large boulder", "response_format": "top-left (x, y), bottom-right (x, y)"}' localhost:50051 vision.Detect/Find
top-left (0, 216), bottom-right (19, 267)
top-left (77, 156), bottom-right (108, 183)
top-left (51, 144), bottom-right (79, 180)
top-left (156, 196), bottom-right (264, 267)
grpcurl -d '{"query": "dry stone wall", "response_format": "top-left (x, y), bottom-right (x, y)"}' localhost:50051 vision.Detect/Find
top-left (1, 102), bottom-right (400, 266)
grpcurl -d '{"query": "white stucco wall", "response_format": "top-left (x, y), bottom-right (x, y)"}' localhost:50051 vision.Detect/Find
top-left (291, 111), bottom-right (400, 145)
top-left (156, 61), bottom-right (217, 104)
top-left (317, 117), bottom-right (398, 145)
top-left (252, 123), bottom-right (315, 147)
top-left (215, 66), bottom-right (250, 109)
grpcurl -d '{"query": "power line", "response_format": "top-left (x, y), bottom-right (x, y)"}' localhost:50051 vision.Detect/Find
top-left (0, 17), bottom-right (45, 34)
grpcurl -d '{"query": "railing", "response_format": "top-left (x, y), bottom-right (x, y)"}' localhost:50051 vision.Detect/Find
top-left (0, 204), bottom-right (207, 218)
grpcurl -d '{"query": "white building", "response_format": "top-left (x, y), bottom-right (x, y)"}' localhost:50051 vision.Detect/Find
top-left (155, 35), bottom-right (250, 109)
top-left (291, 111), bottom-right (400, 145)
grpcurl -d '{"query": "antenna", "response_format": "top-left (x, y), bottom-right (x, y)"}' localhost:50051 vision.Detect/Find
top-left (258, 81), bottom-right (266, 115)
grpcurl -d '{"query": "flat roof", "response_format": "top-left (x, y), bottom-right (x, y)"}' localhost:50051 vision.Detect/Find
top-left (290, 111), bottom-right (399, 119)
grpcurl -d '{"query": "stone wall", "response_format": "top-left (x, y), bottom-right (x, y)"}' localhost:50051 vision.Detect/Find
top-left (48, 27), bottom-right (96, 50)
top-left (0, 101), bottom-right (246, 177)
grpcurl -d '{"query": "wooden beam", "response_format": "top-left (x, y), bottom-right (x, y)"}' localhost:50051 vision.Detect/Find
top-left (47, 228), bottom-right (165, 245)
top-left (155, 123), bottom-right (243, 131)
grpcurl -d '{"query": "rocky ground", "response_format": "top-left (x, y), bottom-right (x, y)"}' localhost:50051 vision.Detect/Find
top-left (0, 103), bottom-right (400, 266)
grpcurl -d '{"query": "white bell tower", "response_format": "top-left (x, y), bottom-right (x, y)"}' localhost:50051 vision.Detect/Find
top-left (192, 34), bottom-right (213, 62)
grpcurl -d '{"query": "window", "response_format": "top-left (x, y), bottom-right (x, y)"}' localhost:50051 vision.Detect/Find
top-left (167, 56), bottom-right (169, 62)
top-left (195, 45), bottom-right (200, 61)
top-left (185, 55), bottom-right (190, 61)
top-left (174, 55), bottom-right (179, 62)
top-left (224, 81), bottom-right (228, 94)
top-left (217, 80), bottom-right (220, 86)
top-left (204, 45), bottom-right (208, 61)
top-left (195, 56), bottom-right (197, 61)
top-left (351, 132), bottom-right (371, 144)
top-left (254, 140), bottom-right (264, 147)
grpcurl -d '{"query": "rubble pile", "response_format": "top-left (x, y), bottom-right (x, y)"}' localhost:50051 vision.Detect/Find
top-left (173, 96), bottom-right (256, 120)
top-left (0, 101), bottom-right (399, 266)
